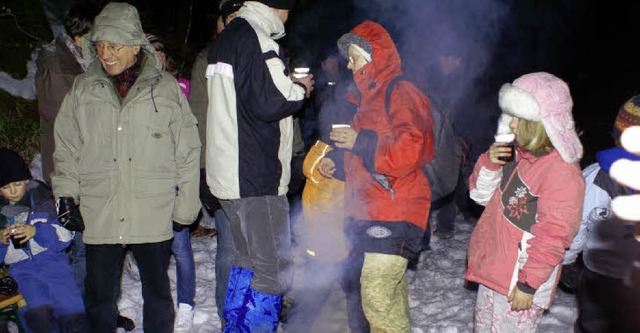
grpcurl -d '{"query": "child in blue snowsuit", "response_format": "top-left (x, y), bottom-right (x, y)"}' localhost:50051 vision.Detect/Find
top-left (0, 147), bottom-right (86, 332)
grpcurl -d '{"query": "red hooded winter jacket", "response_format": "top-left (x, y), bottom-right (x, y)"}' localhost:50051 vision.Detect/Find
top-left (343, 21), bottom-right (435, 230)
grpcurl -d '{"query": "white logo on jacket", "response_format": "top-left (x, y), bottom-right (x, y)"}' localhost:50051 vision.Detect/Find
top-left (366, 226), bottom-right (392, 239)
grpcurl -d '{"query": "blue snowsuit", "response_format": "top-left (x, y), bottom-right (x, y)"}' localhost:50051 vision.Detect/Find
top-left (0, 181), bottom-right (86, 332)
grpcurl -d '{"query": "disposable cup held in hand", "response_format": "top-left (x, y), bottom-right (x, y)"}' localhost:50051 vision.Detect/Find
top-left (495, 133), bottom-right (516, 162)
top-left (10, 228), bottom-right (26, 249)
top-left (293, 67), bottom-right (310, 79)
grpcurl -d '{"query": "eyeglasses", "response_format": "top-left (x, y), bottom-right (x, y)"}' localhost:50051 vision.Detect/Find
top-left (94, 42), bottom-right (125, 54)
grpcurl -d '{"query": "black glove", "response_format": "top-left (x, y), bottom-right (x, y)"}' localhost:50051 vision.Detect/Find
top-left (558, 262), bottom-right (583, 294)
top-left (56, 197), bottom-right (85, 232)
top-left (199, 172), bottom-right (222, 216)
top-left (172, 221), bottom-right (188, 232)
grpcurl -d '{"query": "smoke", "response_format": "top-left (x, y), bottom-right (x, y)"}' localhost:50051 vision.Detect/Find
top-left (348, 0), bottom-right (512, 157)
top-left (351, 0), bottom-right (508, 82)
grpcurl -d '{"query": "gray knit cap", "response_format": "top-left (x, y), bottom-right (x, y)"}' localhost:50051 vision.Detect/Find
top-left (90, 2), bottom-right (147, 46)
top-left (337, 32), bottom-right (373, 62)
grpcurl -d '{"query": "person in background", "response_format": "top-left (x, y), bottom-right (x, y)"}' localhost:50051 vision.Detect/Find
top-left (189, 0), bottom-right (243, 326)
top-left (0, 148), bottom-right (87, 332)
top-left (206, 0), bottom-right (313, 330)
top-left (146, 34), bottom-right (190, 97)
top-left (327, 20), bottom-right (435, 332)
top-left (422, 44), bottom-right (467, 242)
top-left (36, 1), bottom-right (97, 186)
top-left (35, 2), bottom-right (135, 330)
top-left (562, 95), bottom-right (640, 333)
top-left (466, 72), bottom-right (585, 332)
top-left (52, 3), bottom-right (201, 332)
top-left (284, 47), bottom-right (356, 331)
top-left (147, 32), bottom-right (197, 332)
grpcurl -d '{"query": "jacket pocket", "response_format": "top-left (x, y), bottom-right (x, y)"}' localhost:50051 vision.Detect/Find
top-left (79, 173), bottom-right (111, 198)
top-left (135, 173), bottom-right (177, 198)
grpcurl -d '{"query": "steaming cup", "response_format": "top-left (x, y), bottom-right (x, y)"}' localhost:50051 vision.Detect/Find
top-left (494, 133), bottom-right (516, 162)
top-left (293, 67), bottom-right (310, 79)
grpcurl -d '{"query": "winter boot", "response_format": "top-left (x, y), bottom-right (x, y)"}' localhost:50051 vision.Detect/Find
top-left (58, 313), bottom-right (88, 333)
top-left (174, 303), bottom-right (195, 332)
top-left (242, 288), bottom-right (282, 333)
top-left (222, 266), bottom-right (254, 332)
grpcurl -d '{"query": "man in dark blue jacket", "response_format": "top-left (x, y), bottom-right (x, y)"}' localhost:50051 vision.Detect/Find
top-left (205, 0), bottom-right (313, 331)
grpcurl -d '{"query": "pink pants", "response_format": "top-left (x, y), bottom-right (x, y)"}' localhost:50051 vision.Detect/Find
top-left (474, 284), bottom-right (545, 333)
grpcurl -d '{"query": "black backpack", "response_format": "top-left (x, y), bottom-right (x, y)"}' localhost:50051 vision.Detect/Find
top-left (384, 76), bottom-right (462, 207)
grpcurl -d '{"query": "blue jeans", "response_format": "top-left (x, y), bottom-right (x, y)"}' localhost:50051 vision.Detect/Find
top-left (172, 228), bottom-right (195, 306)
top-left (214, 208), bottom-right (237, 321)
top-left (69, 231), bottom-right (86, 299)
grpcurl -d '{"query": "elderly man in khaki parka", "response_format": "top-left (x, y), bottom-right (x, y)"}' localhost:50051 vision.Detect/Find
top-left (52, 3), bottom-right (201, 332)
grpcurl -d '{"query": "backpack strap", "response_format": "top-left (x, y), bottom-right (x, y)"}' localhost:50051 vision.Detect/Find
top-left (384, 75), bottom-right (405, 116)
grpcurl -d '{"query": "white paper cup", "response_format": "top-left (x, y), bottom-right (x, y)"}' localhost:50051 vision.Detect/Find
top-left (494, 133), bottom-right (515, 143)
top-left (293, 67), bottom-right (310, 78)
top-left (332, 124), bottom-right (351, 129)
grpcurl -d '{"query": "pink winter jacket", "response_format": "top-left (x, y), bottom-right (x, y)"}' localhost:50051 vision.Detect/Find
top-left (465, 148), bottom-right (584, 309)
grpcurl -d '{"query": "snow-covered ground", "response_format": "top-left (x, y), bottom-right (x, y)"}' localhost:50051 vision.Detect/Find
top-left (117, 213), bottom-right (577, 332)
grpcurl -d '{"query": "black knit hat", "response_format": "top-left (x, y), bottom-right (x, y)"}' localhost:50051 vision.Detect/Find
top-left (220, 0), bottom-right (244, 19)
top-left (0, 148), bottom-right (32, 188)
top-left (255, 0), bottom-right (295, 10)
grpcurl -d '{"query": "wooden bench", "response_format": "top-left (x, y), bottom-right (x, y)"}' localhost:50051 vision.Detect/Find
top-left (0, 293), bottom-right (25, 333)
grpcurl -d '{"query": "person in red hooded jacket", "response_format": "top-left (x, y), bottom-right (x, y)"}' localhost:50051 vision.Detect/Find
top-left (321, 21), bottom-right (434, 332)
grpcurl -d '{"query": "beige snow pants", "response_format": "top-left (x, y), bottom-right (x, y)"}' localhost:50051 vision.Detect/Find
top-left (360, 252), bottom-right (410, 333)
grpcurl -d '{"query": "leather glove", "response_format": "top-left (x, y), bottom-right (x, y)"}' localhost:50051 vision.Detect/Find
top-left (199, 173), bottom-right (221, 215)
top-left (172, 221), bottom-right (188, 232)
top-left (56, 197), bottom-right (85, 232)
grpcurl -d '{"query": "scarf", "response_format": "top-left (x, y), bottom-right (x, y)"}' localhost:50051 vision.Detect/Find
top-left (112, 52), bottom-right (144, 98)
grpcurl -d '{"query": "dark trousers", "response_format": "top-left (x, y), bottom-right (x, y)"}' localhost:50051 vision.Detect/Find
top-left (221, 195), bottom-right (292, 295)
top-left (575, 267), bottom-right (640, 333)
top-left (85, 241), bottom-right (174, 333)
top-left (39, 117), bottom-right (55, 185)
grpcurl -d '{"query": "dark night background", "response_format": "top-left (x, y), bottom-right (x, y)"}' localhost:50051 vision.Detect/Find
top-left (2, 0), bottom-right (640, 167)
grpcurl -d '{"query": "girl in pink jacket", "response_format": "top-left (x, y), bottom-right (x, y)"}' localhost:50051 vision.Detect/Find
top-left (466, 72), bottom-right (585, 332)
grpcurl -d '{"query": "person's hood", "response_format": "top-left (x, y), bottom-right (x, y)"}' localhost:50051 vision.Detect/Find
top-left (89, 2), bottom-right (162, 73)
top-left (238, 1), bottom-right (286, 40)
top-left (337, 21), bottom-right (403, 90)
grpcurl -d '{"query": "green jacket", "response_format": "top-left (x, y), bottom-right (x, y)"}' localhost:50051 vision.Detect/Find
top-left (52, 48), bottom-right (201, 245)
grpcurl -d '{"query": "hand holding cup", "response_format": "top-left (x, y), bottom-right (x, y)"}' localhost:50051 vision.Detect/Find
top-left (330, 124), bottom-right (357, 150)
top-left (291, 68), bottom-right (315, 98)
top-left (490, 133), bottom-right (516, 165)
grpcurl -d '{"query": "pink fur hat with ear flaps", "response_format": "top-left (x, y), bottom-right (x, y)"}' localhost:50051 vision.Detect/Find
top-left (496, 71), bottom-right (583, 163)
